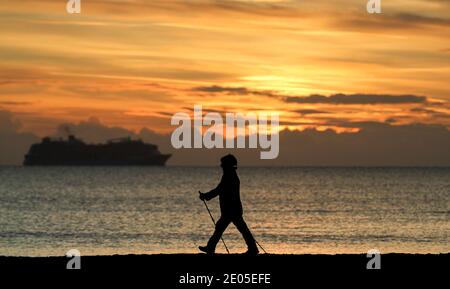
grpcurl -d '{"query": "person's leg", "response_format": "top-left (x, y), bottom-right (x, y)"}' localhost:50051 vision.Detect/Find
top-left (233, 215), bottom-right (258, 252)
top-left (206, 216), bottom-right (231, 251)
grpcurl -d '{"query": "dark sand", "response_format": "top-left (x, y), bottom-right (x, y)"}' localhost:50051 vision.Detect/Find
top-left (0, 254), bottom-right (447, 287)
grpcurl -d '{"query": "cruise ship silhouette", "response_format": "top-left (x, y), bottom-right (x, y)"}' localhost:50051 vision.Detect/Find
top-left (24, 135), bottom-right (171, 166)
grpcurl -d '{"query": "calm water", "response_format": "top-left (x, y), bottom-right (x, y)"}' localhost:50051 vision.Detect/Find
top-left (0, 167), bottom-right (449, 256)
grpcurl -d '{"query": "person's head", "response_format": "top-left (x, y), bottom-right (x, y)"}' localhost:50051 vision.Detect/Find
top-left (220, 154), bottom-right (237, 171)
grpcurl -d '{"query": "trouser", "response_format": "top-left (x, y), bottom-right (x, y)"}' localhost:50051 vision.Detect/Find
top-left (207, 214), bottom-right (258, 251)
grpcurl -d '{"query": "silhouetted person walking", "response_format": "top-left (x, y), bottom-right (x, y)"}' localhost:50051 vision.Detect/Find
top-left (199, 154), bottom-right (259, 255)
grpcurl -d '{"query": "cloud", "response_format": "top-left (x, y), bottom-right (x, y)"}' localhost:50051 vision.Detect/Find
top-left (394, 13), bottom-right (450, 27)
top-left (333, 12), bottom-right (450, 32)
top-left (410, 107), bottom-right (435, 113)
top-left (193, 85), bottom-right (429, 105)
top-left (96, 0), bottom-right (299, 18)
top-left (0, 110), bottom-right (39, 165)
top-left (192, 85), bottom-right (278, 98)
top-left (294, 109), bottom-right (327, 115)
top-left (0, 101), bottom-right (34, 106)
top-left (2, 111), bottom-right (450, 166)
top-left (194, 85), bottom-right (250, 94)
top-left (285, 94), bottom-right (427, 105)
top-left (269, 123), bottom-right (450, 166)
top-left (182, 106), bottom-right (228, 115)
top-left (54, 116), bottom-right (171, 154)
top-left (0, 110), bottom-right (22, 133)
top-left (409, 107), bottom-right (450, 119)
top-left (164, 122), bottom-right (450, 166)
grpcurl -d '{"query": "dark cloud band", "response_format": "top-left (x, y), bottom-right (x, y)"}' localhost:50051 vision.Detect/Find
top-left (285, 94), bottom-right (427, 105)
top-left (193, 85), bottom-right (428, 105)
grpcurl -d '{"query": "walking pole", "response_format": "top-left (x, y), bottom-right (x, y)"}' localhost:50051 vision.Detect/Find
top-left (255, 239), bottom-right (267, 254)
top-left (199, 191), bottom-right (230, 254)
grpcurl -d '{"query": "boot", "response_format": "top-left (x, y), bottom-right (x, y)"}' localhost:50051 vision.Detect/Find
top-left (243, 247), bottom-right (259, 255)
top-left (198, 246), bottom-right (215, 255)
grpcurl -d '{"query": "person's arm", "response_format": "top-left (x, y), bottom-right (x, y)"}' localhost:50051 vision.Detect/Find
top-left (200, 177), bottom-right (224, 201)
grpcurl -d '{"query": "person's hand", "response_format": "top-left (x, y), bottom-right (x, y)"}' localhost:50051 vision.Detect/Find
top-left (199, 191), bottom-right (206, 201)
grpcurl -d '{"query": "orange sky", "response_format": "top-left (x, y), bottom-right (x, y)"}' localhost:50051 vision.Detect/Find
top-left (0, 0), bottom-right (449, 135)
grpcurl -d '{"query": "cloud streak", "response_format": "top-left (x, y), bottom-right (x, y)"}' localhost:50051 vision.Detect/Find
top-left (285, 94), bottom-right (427, 105)
top-left (194, 85), bottom-right (428, 105)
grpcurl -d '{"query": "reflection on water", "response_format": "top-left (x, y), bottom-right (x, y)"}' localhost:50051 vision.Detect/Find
top-left (0, 167), bottom-right (449, 256)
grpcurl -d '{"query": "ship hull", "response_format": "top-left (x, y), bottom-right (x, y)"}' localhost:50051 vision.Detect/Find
top-left (23, 136), bottom-right (171, 166)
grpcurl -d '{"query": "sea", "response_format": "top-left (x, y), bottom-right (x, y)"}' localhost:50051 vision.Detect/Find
top-left (0, 166), bottom-right (448, 256)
